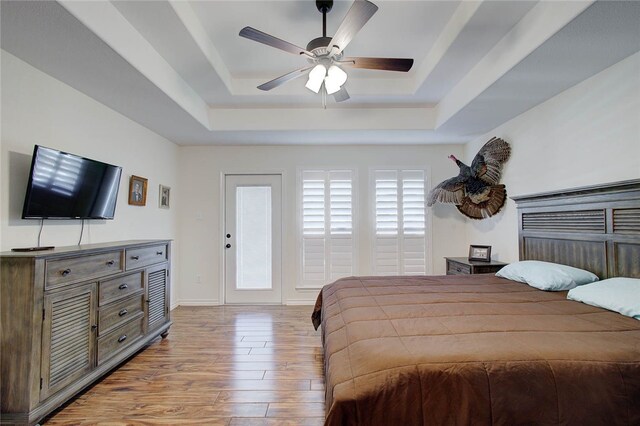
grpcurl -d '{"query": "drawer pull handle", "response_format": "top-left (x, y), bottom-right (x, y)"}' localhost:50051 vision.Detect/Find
top-left (118, 309), bottom-right (128, 317)
top-left (106, 260), bottom-right (115, 266)
top-left (156, 251), bottom-right (163, 255)
top-left (118, 334), bottom-right (127, 343)
top-left (131, 255), bottom-right (140, 260)
top-left (91, 324), bottom-right (97, 331)
top-left (456, 267), bottom-right (462, 272)
top-left (118, 283), bottom-right (128, 290)
top-left (61, 268), bottom-right (71, 277)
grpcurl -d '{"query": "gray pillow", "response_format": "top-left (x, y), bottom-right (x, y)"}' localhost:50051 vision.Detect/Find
top-left (567, 278), bottom-right (640, 319)
top-left (495, 260), bottom-right (598, 291)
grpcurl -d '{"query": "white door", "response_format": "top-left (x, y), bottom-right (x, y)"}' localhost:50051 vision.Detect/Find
top-left (224, 174), bottom-right (282, 304)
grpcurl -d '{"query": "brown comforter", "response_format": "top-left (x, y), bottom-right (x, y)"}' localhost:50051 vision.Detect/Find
top-left (313, 274), bottom-right (640, 425)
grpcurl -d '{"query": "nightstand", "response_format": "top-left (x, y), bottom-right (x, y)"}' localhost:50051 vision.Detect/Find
top-left (445, 257), bottom-right (508, 275)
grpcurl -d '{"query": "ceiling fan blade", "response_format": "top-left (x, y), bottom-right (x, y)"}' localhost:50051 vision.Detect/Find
top-left (239, 27), bottom-right (312, 56)
top-left (333, 87), bottom-right (350, 103)
top-left (257, 66), bottom-right (313, 91)
top-left (342, 57), bottom-right (414, 72)
top-left (329, 0), bottom-right (378, 55)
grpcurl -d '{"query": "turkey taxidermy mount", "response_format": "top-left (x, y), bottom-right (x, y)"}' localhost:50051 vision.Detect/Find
top-left (428, 137), bottom-right (511, 220)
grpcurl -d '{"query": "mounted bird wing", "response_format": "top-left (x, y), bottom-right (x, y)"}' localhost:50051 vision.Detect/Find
top-left (457, 184), bottom-right (507, 220)
top-left (427, 176), bottom-right (465, 206)
top-left (471, 137), bottom-right (511, 185)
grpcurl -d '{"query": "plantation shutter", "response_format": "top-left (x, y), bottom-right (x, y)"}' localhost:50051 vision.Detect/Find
top-left (302, 171), bottom-right (326, 284)
top-left (374, 170), bottom-right (399, 275)
top-left (301, 170), bottom-right (354, 287)
top-left (402, 170), bottom-right (426, 275)
top-left (329, 171), bottom-right (353, 281)
top-left (374, 169), bottom-right (427, 275)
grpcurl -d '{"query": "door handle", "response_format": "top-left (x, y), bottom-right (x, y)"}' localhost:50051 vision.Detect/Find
top-left (225, 244), bottom-right (231, 249)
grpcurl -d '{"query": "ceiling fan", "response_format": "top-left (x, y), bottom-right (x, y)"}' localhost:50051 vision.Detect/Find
top-left (239, 0), bottom-right (414, 103)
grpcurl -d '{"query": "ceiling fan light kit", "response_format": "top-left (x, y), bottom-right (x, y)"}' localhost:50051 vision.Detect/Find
top-left (305, 64), bottom-right (348, 95)
top-left (239, 0), bottom-right (414, 105)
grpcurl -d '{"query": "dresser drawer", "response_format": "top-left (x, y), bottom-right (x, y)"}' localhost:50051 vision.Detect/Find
top-left (447, 261), bottom-right (471, 275)
top-left (99, 292), bottom-right (145, 336)
top-left (97, 315), bottom-right (143, 364)
top-left (46, 251), bottom-right (122, 289)
top-left (99, 272), bottom-right (144, 305)
top-left (125, 244), bottom-right (168, 270)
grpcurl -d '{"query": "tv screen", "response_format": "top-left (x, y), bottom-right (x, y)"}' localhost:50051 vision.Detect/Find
top-left (22, 145), bottom-right (123, 219)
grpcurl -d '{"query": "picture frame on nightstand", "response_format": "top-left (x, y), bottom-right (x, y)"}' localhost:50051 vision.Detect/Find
top-left (468, 245), bottom-right (491, 262)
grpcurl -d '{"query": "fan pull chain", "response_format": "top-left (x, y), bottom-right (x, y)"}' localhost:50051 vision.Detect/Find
top-left (322, 86), bottom-right (327, 109)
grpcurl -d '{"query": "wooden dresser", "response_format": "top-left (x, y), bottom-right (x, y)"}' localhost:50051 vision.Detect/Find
top-left (445, 257), bottom-right (507, 275)
top-left (1, 240), bottom-right (172, 425)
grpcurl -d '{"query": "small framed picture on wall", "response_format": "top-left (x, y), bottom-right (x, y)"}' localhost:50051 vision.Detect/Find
top-left (128, 175), bottom-right (148, 206)
top-left (159, 185), bottom-right (171, 209)
top-left (468, 245), bottom-right (491, 262)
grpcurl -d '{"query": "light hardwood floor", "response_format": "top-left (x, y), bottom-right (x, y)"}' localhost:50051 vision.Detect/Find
top-left (44, 306), bottom-right (325, 425)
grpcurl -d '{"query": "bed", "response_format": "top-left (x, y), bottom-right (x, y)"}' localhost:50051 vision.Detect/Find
top-left (312, 179), bottom-right (640, 425)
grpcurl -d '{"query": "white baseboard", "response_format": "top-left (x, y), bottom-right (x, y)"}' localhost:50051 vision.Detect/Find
top-left (173, 299), bottom-right (315, 307)
top-left (175, 299), bottom-right (221, 306)
top-left (285, 299), bottom-right (317, 306)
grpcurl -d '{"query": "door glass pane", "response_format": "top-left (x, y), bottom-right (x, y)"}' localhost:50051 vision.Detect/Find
top-left (236, 186), bottom-right (272, 290)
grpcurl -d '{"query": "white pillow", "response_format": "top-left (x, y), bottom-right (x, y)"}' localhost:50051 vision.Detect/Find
top-left (495, 260), bottom-right (599, 291)
top-left (567, 278), bottom-right (640, 320)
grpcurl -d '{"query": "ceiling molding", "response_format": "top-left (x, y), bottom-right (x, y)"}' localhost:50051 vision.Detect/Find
top-left (208, 107), bottom-right (436, 131)
top-left (412, 1), bottom-right (483, 93)
top-left (58, 0), bottom-right (212, 130)
top-left (3, 1), bottom-right (636, 145)
top-left (168, 0), bottom-right (233, 93)
top-left (435, 0), bottom-right (595, 128)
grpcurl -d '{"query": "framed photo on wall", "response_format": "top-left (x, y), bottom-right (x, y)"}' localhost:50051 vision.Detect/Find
top-left (159, 185), bottom-right (171, 209)
top-left (468, 245), bottom-right (491, 262)
top-left (128, 175), bottom-right (148, 206)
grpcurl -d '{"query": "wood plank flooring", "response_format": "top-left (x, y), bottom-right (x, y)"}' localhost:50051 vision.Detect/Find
top-left (44, 306), bottom-right (325, 425)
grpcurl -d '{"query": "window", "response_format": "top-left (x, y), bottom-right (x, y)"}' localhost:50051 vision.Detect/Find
top-left (373, 169), bottom-right (428, 275)
top-left (300, 170), bottom-right (355, 288)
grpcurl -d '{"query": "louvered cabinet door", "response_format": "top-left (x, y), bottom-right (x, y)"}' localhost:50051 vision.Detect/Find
top-left (41, 283), bottom-right (97, 400)
top-left (145, 263), bottom-right (169, 333)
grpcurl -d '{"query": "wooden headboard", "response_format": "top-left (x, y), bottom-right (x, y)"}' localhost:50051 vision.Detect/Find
top-left (513, 179), bottom-right (640, 279)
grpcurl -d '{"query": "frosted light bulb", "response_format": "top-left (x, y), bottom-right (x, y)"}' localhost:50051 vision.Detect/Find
top-left (327, 65), bottom-right (347, 87)
top-left (324, 79), bottom-right (341, 95)
top-left (305, 64), bottom-right (327, 93)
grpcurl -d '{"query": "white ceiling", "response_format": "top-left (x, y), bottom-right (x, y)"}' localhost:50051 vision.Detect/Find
top-left (1, 0), bottom-right (639, 145)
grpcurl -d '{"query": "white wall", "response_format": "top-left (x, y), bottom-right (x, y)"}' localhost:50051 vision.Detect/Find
top-left (0, 51), bottom-right (180, 303)
top-left (9, 47), bottom-right (636, 308)
top-left (177, 145), bottom-right (468, 305)
top-left (464, 52), bottom-right (640, 262)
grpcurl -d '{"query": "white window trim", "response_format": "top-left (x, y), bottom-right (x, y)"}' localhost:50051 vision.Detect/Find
top-left (369, 166), bottom-right (433, 276)
top-left (296, 167), bottom-right (358, 290)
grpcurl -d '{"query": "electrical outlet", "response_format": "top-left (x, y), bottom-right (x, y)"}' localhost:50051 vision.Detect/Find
top-left (196, 275), bottom-right (202, 284)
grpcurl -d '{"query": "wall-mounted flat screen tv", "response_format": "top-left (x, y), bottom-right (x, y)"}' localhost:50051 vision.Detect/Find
top-left (22, 145), bottom-right (123, 219)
